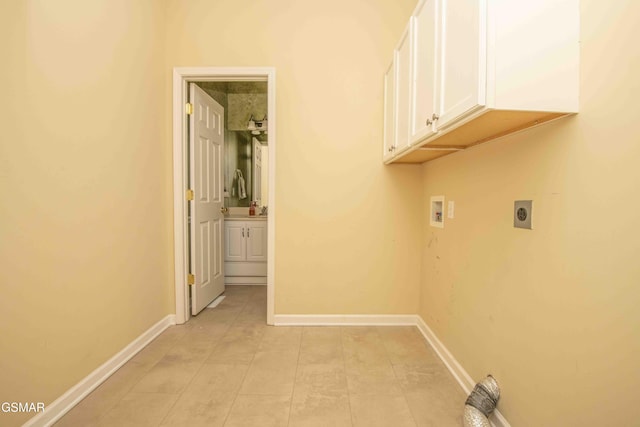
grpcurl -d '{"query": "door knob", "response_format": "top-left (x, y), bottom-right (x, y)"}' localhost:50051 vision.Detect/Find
top-left (432, 113), bottom-right (439, 121)
top-left (220, 206), bottom-right (228, 214)
top-left (426, 119), bottom-right (433, 126)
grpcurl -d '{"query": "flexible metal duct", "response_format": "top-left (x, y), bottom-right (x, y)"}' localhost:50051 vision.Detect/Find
top-left (463, 375), bottom-right (500, 427)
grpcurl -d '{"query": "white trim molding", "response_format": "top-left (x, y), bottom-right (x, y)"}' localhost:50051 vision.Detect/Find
top-left (24, 315), bottom-right (176, 427)
top-left (274, 314), bottom-right (418, 326)
top-left (172, 66), bottom-right (276, 326)
top-left (415, 316), bottom-right (511, 427)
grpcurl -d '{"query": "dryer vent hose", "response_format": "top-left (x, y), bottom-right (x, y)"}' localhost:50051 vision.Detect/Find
top-left (463, 375), bottom-right (500, 427)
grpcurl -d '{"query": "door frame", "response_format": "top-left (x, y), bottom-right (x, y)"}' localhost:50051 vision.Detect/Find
top-left (172, 67), bottom-right (276, 325)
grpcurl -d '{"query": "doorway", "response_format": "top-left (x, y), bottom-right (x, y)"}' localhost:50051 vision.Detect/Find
top-left (172, 67), bottom-right (276, 325)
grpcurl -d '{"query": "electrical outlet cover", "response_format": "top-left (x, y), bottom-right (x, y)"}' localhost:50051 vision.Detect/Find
top-left (514, 200), bottom-right (532, 229)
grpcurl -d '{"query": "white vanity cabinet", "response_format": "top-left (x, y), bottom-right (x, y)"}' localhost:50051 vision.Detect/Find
top-left (384, 0), bottom-right (580, 164)
top-left (224, 217), bottom-right (267, 284)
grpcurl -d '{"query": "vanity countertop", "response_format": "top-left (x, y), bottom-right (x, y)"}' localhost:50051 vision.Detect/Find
top-left (225, 215), bottom-right (267, 221)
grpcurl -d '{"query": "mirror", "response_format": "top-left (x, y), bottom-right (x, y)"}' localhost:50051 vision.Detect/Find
top-left (197, 81), bottom-right (268, 208)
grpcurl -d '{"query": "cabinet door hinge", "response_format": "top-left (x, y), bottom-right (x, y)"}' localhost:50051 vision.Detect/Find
top-left (185, 103), bottom-right (194, 115)
top-left (187, 274), bottom-right (195, 285)
top-left (186, 189), bottom-right (194, 201)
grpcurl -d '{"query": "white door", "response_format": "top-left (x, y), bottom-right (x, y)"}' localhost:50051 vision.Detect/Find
top-left (410, 0), bottom-right (439, 144)
top-left (189, 83), bottom-right (225, 315)
top-left (246, 222), bottom-right (268, 262)
top-left (435, 0), bottom-right (486, 129)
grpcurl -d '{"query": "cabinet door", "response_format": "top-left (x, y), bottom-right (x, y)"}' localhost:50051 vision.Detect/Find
top-left (436, 0), bottom-right (486, 129)
top-left (224, 222), bottom-right (246, 262)
top-left (410, 0), bottom-right (439, 144)
top-left (246, 222), bottom-right (267, 262)
top-left (394, 23), bottom-right (412, 153)
top-left (382, 61), bottom-right (396, 162)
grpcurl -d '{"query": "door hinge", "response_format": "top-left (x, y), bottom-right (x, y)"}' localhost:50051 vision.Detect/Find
top-left (185, 103), bottom-right (194, 115)
top-left (187, 274), bottom-right (195, 285)
top-left (186, 189), bottom-right (194, 201)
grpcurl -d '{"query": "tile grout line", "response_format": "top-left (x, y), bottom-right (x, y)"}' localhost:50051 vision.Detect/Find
top-left (285, 327), bottom-right (304, 427)
top-left (341, 326), bottom-right (356, 427)
top-left (220, 292), bottom-right (257, 427)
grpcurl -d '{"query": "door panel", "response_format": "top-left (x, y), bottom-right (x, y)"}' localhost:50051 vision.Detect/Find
top-left (190, 83), bottom-right (225, 315)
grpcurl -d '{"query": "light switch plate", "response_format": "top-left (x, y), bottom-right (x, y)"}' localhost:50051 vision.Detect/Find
top-left (514, 200), bottom-right (532, 229)
top-left (447, 201), bottom-right (455, 219)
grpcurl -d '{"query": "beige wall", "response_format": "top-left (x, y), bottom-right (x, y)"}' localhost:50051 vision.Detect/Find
top-left (0, 2), bottom-right (172, 426)
top-left (419, 0), bottom-right (640, 425)
top-left (165, 0), bottom-right (423, 315)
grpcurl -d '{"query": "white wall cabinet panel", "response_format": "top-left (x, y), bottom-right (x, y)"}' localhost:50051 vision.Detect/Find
top-left (395, 23), bottom-right (413, 155)
top-left (410, 0), bottom-right (439, 143)
top-left (383, 0), bottom-right (579, 164)
top-left (383, 61), bottom-right (396, 162)
top-left (436, 0), bottom-right (485, 129)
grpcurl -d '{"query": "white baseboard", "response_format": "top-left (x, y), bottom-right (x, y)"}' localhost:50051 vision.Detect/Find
top-left (225, 277), bottom-right (266, 285)
top-left (24, 314), bottom-right (176, 427)
top-left (274, 314), bottom-right (417, 326)
top-left (415, 316), bottom-right (511, 427)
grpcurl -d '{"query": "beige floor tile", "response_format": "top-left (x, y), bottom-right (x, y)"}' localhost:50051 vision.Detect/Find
top-left (299, 327), bottom-right (343, 365)
top-left (205, 324), bottom-right (266, 364)
top-left (99, 392), bottom-right (179, 427)
top-left (159, 392), bottom-right (235, 426)
top-left (159, 364), bottom-right (248, 425)
top-left (258, 326), bottom-right (302, 351)
top-left (131, 357), bottom-right (204, 394)
top-left (294, 363), bottom-right (348, 394)
top-left (54, 361), bottom-right (150, 426)
top-left (350, 395), bottom-right (417, 427)
top-left (392, 363), bottom-right (460, 393)
top-left (239, 350), bottom-right (299, 395)
top-left (378, 327), bottom-right (438, 365)
top-left (224, 394), bottom-right (291, 427)
top-left (342, 327), bottom-right (390, 366)
top-left (188, 363), bottom-right (249, 393)
top-left (403, 390), bottom-right (463, 427)
top-left (289, 390), bottom-right (352, 427)
top-left (56, 287), bottom-right (467, 427)
top-left (346, 363), bottom-right (403, 396)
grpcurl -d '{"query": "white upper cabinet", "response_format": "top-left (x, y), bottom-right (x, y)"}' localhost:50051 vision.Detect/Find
top-left (384, 0), bottom-right (579, 164)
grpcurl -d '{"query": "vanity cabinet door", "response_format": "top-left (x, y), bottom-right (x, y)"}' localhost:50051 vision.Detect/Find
top-left (246, 222), bottom-right (267, 262)
top-left (224, 222), bottom-right (246, 262)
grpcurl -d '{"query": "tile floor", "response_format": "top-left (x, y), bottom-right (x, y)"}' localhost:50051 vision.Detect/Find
top-left (56, 286), bottom-right (465, 426)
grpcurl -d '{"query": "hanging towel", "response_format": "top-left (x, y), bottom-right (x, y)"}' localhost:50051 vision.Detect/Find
top-left (235, 169), bottom-right (247, 200)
